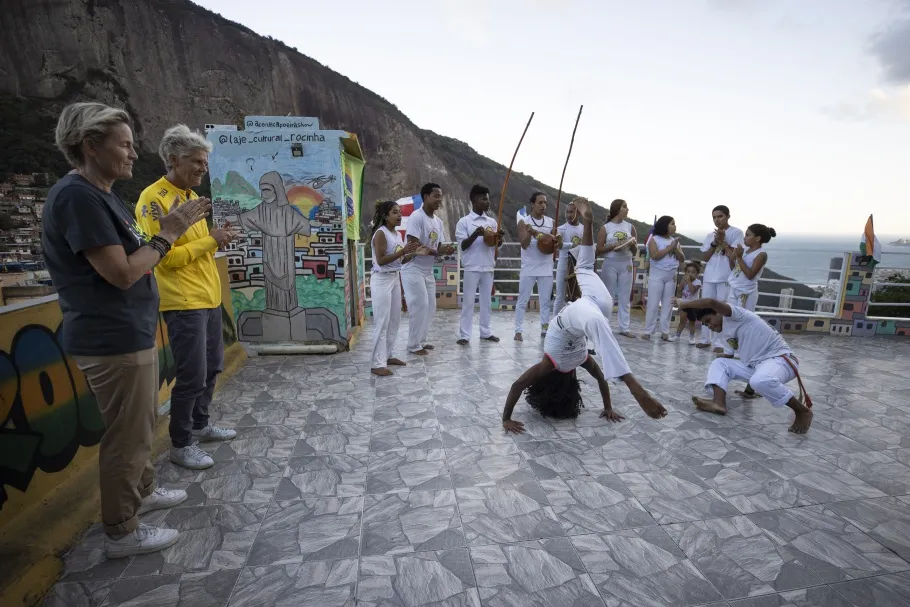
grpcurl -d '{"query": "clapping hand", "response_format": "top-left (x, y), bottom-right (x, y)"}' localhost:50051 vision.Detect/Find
top-left (403, 241), bottom-right (420, 255)
top-left (439, 243), bottom-right (456, 256)
top-left (734, 244), bottom-right (744, 258)
top-left (154, 196), bottom-right (212, 243)
top-left (573, 197), bottom-right (593, 221)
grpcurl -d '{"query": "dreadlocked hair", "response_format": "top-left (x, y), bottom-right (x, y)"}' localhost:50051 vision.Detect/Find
top-left (524, 369), bottom-right (585, 419)
top-left (371, 200), bottom-right (398, 236)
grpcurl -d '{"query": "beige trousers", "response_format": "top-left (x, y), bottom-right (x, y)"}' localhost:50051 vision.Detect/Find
top-left (73, 347), bottom-right (158, 536)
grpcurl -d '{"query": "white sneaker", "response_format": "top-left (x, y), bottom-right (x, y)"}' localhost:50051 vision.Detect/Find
top-left (105, 524), bottom-right (179, 559)
top-left (138, 487), bottom-right (188, 515)
top-left (192, 424), bottom-right (237, 442)
top-left (170, 444), bottom-right (214, 470)
top-left (688, 336), bottom-right (698, 345)
top-left (666, 335), bottom-right (678, 342)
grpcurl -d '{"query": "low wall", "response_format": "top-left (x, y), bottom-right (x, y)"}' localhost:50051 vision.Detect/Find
top-left (0, 256), bottom-right (246, 606)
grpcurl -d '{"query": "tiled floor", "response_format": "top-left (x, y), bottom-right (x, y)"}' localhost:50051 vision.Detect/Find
top-left (45, 310), bottom-right (910, 606)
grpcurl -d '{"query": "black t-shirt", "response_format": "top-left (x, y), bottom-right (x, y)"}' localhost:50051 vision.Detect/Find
top-left (41, 174), bottom-right (160, 356)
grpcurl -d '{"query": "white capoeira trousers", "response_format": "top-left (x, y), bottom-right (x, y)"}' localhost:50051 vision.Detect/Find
top-left (515, 274), bottom-right (553, 334)
top-left (401, 269), bottom-right (436, 352)
top-left (644, 267), bottom-right (676, 335)
top-left (723, 288), bottom-right (760, 355)
top-left (599, 258), bottom-right (633, 332)
top-left (369, 271), bottom-right (402, 368)
top-left (459, 270), bottom-right (494, 340)
top-left (699, 281), bottom-right (729, 347)
top-left (705, 356), bottom-right (797, 407)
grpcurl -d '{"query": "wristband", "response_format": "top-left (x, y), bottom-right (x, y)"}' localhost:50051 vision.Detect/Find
top-left (148, 235), bottom-right (172, 259)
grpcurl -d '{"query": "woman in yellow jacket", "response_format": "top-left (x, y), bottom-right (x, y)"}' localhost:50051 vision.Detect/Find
top-left (136, 125), bottom-right (238, 470)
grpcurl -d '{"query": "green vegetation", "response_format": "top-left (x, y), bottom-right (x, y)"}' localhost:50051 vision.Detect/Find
top-left (870, 272), bottom-right (910, 319)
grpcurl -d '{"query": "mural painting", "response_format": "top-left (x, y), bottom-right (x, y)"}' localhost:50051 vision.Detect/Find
top-left (208, 122), bottom-right (364, 345)
top-left (0, 301), bottom-right (177, 516)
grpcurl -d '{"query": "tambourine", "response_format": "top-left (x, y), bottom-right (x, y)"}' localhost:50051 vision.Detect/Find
top-left (482, 226), bottom-right (498, 247)
top-left (536, 232), bottom-right (556, 255)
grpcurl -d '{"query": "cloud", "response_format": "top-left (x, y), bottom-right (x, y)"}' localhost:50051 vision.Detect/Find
top-left (869, 3), bottom-right (910, 84)
top-left (822, 86), bottom-right (910, 123)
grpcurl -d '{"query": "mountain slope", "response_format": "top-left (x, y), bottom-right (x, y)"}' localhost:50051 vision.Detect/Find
top-left (0, 0), bottom-right (820, 308)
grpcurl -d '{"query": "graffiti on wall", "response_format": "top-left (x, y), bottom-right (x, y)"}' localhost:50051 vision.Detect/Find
top-left (209, 127), bottom-right (361, 345)
top-left (0, 316), bottom-right (176, 511)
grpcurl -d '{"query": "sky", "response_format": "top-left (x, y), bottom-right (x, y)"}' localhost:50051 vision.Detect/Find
top-left (193, 0), bottom-right (909, 237)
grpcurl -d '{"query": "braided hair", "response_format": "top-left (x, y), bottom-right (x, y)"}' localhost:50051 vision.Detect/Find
top-left (525, 369), bottom-right (585, 419)
top-left (371, 200), bottom-right (399, 236)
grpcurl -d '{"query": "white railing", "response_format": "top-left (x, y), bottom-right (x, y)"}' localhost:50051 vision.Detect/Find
top-left (363, 242), bottom-right (851, 317)
top-left (867, 255), bottom-right (910, 319)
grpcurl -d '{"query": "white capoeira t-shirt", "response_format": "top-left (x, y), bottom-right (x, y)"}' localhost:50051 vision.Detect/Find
top-left (723, 306), bottom-right (791, 367)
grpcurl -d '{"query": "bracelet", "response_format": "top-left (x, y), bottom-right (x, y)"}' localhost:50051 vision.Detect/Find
top-left (148, 235), bottom-right (172, 259)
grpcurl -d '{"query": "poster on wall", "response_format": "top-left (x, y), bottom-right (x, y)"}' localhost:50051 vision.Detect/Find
top-left (342, 153), bottom-right (365, 241)
top-left (207, 125), bottom-right (362, 345)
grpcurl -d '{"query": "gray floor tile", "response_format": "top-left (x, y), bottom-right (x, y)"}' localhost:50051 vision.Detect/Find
top-left (366, 448), bottom-right (451, 494)
top-left (540, 474), bottom-right (655, 534)
top-left (747, 505), bottom-right (910, 583)
top-left (210, 426), bottom-right (298, 461)
top-left (228, 560), bottom-right (357, 606)
top-left (820, 451), bottom-right (910, 496)
top-left (247, 498), bottom-right (362, 566)
top-left (361, 490), bottom-right (465, 556)
top-left (358, 549), bottom-right (479, 606)
top-left (101, 569), bottom-right (239, 606)
top-left (821, 497), bottom-right (910, 562)
top-left (43, 580), bottom-right (115, 607)
top-left (292, 423), bottom-right (371, 456)
top-left (369, 419), bottom-right (443, 452)
top-left (471, 537), bottom-right (604, 606)
top-left (445, 443), bottom-right (535, 489)
top-left (276, 454), bottom-right (369, 499)
top-left (828, 571), bottom-right (910, 606)
top-left (618, 468), bottom-right (741, 524)
top-left (571, 526), bottom-right (723, 607)
top-left (726, 585), bottom-right (852, 606)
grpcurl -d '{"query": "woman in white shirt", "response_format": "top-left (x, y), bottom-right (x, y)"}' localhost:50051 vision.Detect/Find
top-left (727, 223), bottom-right (774, 312)
top-left (369, 201), bottom-right (419, 376)
top-left (642, 216), bottom-right (685, 340)
top-left (596, 199), bottom-right (638, 338)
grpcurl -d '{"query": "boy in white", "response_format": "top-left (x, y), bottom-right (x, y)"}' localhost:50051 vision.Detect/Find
top-left (675, 296), bottom-right (813, 434)
top-left (501, 199), bottom-right (667, 433)
top-left (553, 201), bottom-right (584, 316)
top-left (515, 192), bottom-right (561, 341)
top-left (401, 183), bottom-right (456, 355)
top-left (455, 184), bottom-right (502, 344)
top-left (697, 205), bottom-right (744, 351)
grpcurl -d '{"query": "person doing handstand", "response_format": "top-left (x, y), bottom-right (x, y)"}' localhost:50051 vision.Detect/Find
top-left (673, 296), bottom-right (813, 434)
top-left (501, 198), bottom-right (667, 434)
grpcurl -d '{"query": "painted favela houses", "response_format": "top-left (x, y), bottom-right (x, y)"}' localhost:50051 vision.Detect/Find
top-left (207, 118), bottom-right (365, 346)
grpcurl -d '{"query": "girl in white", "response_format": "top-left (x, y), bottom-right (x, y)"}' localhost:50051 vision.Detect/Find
top-left (369, 201), bottom-right (419, 376)
top-left (515, 192), bottom-right (561, 341)
top-left (597, 199), bottom-right (638, 338)
top-left (675, 261), bottom-right (703, 344)
top-left (553, 201), bottom-right (584, 316)
top-left (500, 199), bottom-right (667, 433)
top-left (642, 216), bottom-right (685, 340)
top-left (697, 205), bottom-right (744, 351)
top-left (726, 223), bottom-right (774, 312)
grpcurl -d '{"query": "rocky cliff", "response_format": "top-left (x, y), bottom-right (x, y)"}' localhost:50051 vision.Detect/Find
top-left (0, 0), bottom-right (820, 307)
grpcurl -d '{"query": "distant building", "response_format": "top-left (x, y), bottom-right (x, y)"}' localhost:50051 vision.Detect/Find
top-left (1, 173), bottom-right (51, 286)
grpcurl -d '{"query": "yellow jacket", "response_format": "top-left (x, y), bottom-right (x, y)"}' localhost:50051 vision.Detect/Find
top-left (135, 177), bottom-right (222, 311)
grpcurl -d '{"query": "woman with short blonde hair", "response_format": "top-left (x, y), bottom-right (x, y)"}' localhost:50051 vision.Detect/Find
top-left (41, 102), bottom-right (209, 558)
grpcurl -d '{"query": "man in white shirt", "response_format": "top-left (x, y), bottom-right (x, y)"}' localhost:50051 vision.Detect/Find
top-left (401, 183), bottom-right (456, 355)
top-left (675, 296), bottom-right (813, 434)
top-left (515, 192), bottom-right (561, 341)
top-left (456, 184), bottom-right (503, 344)
top-left (553, 200), bottom-right (584, 316)
top-left (697, 205), bottom-right (744, 352)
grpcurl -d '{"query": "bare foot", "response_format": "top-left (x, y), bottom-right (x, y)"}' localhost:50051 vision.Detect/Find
top-left (734, 389), bottom-right (760, 400)
top-left (422, 344), bottom-right (435, 350)
top-left (456, 339), bottom-right (469, 345)
top-left (716, 353), bottom-right (734, 359)
top-left (692, 396), bottom-right (727, 415)
top-left (514, 333), bottom-right (523, 342)
top-left (695, 343), bottom-right (711, 349)
top-left (481, 335), bottom-right (500, 342)
top-left (371, 367), bottom-right (393, 376)
top-left (412, 349), bottom-right (429, 356)
top-left (620, 331), bottom-right (636, 339)
top-left (789, 408), bottom-right (813, 434)
top-left (387, 358), bottom-right (407, 366)
top-left (713, 347), bottom-right (724, 354)
top-left (640, 334), bottom-right (651, 340)
top-left (635, 391), bottom-right (668, 419)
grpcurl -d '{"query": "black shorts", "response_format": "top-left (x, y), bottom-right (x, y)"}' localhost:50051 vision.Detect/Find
top-left (685, 309), bottom-right (698, 322)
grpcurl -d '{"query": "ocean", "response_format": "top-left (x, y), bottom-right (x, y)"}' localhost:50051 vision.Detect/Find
top-left (680, 234), bottom-right (910, 288)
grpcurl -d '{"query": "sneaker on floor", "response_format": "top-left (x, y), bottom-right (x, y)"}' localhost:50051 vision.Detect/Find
top-left (105, 524), bottom-right (179, 559)
top-left (170, 444), bottom-right (214, 470)
top-left (192, 424), bottom-right (237, 442)
top-left (138, 487), bottom-right (188, 515)
top-left (688, 336), bottom-right (698, 345)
